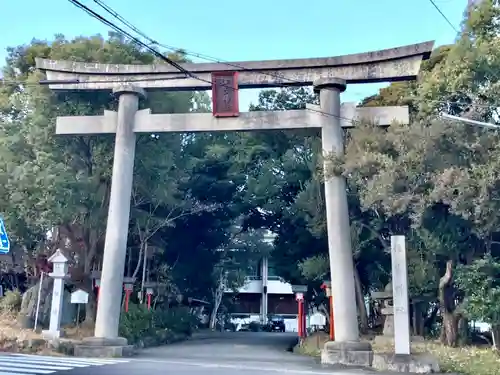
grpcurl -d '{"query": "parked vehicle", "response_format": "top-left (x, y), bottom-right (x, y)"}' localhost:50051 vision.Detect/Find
top-left (266, 315), bottom-right (286, 332)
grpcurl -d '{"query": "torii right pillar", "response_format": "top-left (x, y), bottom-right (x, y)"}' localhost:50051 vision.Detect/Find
top-left (315, 78), bottom-right (374, 367)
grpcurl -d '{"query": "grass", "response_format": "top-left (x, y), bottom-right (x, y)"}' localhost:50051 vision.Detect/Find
top-left (295, 332), bottom-right (500, 375)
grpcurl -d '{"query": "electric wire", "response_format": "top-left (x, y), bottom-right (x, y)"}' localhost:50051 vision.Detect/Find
top-left (67, 0), bottom-right (192, 77)
top-left (1, 0), bottom-right (487, 125)
top-left (83, 0), bottom-right (500, 118)
top-left (52, 0), bottom-right (360, 124)
top-left (428, 0), bottom-right (460, 33)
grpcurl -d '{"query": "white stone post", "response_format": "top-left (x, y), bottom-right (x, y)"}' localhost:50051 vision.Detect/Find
top-left (94, 85), bottom-right (145, 342)
top-left (314, 78), bottom-right (359, 342)
top-left (317, 78), bottom-right (373, 367)
top-left (391, 235), bottom-right (411, 355)
top-left (261, 256), bottom-right (268, 324)
top-left (42, 249), bottom-right (68, 339)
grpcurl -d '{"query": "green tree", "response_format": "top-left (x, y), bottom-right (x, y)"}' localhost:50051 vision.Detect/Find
top-left (455, 254), bottom-right (500, 348)
top-left (342, 0), bottom-right (500, 344)
top-left (0, 32), bottom-right (208, 323)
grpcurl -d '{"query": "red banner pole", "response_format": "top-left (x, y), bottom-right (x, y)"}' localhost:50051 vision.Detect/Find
top-left (147, 294), bottom-right (152, 310)
top-left (124, 290), bottom-right (130, 313)
top-left (302, 301), bottom-right (307, 337)
top-left (330, 295), bottom-right (335, 341)
top-left (298, 301), bottom-right (303, 338)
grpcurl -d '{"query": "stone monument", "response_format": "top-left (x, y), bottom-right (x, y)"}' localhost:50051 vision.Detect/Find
top-left (372, 236), bottom-right (440, 373)
top-left (371, 282), bottom-right (395, 340)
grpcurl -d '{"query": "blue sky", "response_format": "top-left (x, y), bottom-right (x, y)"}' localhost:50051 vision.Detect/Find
top-left (1, 0), bottom-right (467, 109)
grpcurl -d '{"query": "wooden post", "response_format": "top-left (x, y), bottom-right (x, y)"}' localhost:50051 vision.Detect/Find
top-left (330, 295), bottom-right (335, 341)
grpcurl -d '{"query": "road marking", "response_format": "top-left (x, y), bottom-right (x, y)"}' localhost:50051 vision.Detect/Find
top-left (129, 358), bottom-right (342, 374)
top-left (0, 354), bottom-right (128, 375)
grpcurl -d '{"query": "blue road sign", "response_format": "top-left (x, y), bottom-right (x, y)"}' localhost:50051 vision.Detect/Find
top-left (0, 217), bottom-right (10, 254)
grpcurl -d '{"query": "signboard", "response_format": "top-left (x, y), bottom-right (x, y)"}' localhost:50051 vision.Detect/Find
top-left (71, 289), bottom-right (89, 304)
top-left (295, 292), bottom-right (304, 301)
top-left (391, 235), bottom-right (411, 355)
top-left (212, 71), bottom-right (239, 117)
top-left (0, 217), bottom-right (10, 254)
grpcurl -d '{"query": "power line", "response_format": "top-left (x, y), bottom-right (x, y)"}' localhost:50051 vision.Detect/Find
top-left (3, 0), bottom-right (467, 126)
top-left (67, 0), bottom-right (192, 77)
top-left (83, 0), bottom-right (492, 124)
top-left (89, 0), bottom-right (347, 91)
top-left (428, 0), bottom-right (460, 33)
top-left (58, 0), bottom-right (359, 124)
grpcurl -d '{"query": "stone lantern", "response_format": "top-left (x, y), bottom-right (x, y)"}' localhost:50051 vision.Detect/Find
top-left (42, 249), bottom-right (68, 340)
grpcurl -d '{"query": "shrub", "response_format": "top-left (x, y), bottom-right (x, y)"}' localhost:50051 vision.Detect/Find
top-left (0, 290), bottom-right (22, 314)
top-left (153, 306), bottom-right (198, 336)
top-left (118, 304), bottom-right (154, 344)
top-left (119, 303), bottom-right (199, 345)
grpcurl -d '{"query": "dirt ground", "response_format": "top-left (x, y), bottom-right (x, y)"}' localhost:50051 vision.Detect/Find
top-left (0, 314), bottom-right (93, 354)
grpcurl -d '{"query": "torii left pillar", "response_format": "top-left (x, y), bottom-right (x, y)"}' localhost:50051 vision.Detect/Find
top-left (78, 84), bottom-right (145, 357)
top-left (315, 78), bottom-right (373, 367)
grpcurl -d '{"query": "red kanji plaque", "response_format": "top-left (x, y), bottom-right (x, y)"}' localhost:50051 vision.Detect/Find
top-left (212, 71), bottom-right (239, 117)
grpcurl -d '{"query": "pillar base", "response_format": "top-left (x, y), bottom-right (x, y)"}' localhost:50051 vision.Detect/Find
top-left (74, 337), bottom-right (135, 358)
top-left (321, 341), bottom-right (373, 368)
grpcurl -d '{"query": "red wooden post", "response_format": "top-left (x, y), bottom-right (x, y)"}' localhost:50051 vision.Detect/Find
top-left (300, 300), bottom-right (307, 337)
top-left (329, 295), bottom-right (335, 341)
top-left (322, 282), bottom-right (335, 341)
top-left (146, 287), bottom-right (154, 310)
top-left (94, 279), bottom-right (101, 307)
top-left (298, 302), bottom-right (302, 337)
top-left (122, 277), bottom-right (136, 313)
top-left (124, 288), bottom-right (131, 312)
top-left (296, 292), bottom-right (304, 338)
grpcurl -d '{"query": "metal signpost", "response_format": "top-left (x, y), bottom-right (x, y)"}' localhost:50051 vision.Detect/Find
top-left (0, 217), bottom-right (11, 254)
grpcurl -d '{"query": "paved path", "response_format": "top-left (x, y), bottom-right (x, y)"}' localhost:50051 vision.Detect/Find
top-left (0, 332), bottom-right (430, 375)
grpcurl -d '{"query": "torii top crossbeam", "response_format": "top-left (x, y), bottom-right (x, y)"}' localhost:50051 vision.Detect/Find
top-left (35, 41), bottom-right (434, 91)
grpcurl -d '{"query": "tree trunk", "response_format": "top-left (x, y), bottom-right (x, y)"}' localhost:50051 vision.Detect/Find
top-left (84, 277), bottom-right (97, 326)
top-left (132, 242), bottom-right (144, 279)
top-left (457, 317), bottom-right (469, 346)
top-left (439, 260), bottom-right (459, 346)
top-left (491, 324), bottom-right (500, 350)
top-left (354, 266), bottom-right (368, 333)
top-left (209, 294), bottom-right (222, 330)
top-left (441, 310), bottom-right (458, 346)
top-left (209, 276), bottom-right (224, 330)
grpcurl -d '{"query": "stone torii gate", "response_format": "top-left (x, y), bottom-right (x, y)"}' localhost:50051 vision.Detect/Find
top-left (35, 40), bottom-right (433, 362)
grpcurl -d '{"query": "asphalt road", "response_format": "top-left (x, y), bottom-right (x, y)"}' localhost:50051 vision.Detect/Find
top-left (0, 332), bottom-right (391, 375)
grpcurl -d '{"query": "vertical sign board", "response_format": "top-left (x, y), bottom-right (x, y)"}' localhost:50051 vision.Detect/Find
top-left (212, 71), bottom-right (239, 117)
top-left (0, 217), bottom-right (10, 254)
top-left (391, 235), bottom-right (411, 355)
